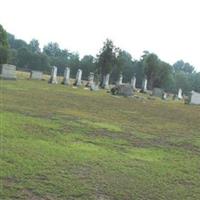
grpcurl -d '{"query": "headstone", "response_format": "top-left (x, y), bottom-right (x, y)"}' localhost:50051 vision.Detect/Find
top-left (48, 66), bottom-right (58, 84)
top-left (178, 88), bottom-right (183, 100)
top-left (116, 73), bottom-right (123, 85)
top-left (111, 84), bottom-right (133, 96)
top-left (90, 84), bottom-right (99, 91)
top-left (142, 77), bottom-right (148, 91)
top-left (85, 72), bottom-right (94, 87)
top-left (30, 70), bottom-right (43, 80)
top-left (62, 67), bottom-right (70, 85)
top-left (0, 64), bottom-right (16, 80)
top-left (131, 75), bottom-right (136, 89)
top-left (74, 69), bottom-right (82, 86)
top-left (101, 73), bottom-right (110, 89)
top-left (152, 88), bottom-right (163, 98)
top-left (162, 92), bottom-right (167, 100)
top-left (189, 91), bottom-right (200, 105)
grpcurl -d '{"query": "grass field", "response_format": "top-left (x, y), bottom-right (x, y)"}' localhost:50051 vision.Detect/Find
top-left (1, 74), bottom-right (200, 200)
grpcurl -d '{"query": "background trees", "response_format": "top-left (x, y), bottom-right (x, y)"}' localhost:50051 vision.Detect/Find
top-left (97, 39), bottom-right (116, 75)
top-left (0, 24), bottom-right (9, 64)
top-left (0, 23), bottom-right (199, 94)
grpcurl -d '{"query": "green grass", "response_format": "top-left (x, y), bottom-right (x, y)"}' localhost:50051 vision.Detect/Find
top-left (1, 77), bottom-right (200, 199)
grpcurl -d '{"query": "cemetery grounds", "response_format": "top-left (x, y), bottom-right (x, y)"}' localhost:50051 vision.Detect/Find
top-left (1, 72), bottom-right (200, 200)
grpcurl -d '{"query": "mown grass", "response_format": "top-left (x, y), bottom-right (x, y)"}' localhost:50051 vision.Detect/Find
top-left (1, 76), bottom-right (200, 200)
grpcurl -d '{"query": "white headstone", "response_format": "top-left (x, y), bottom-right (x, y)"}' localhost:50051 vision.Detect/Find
top-left (74, 69), bottom-right (82, 86)
top-left (30, 70), bottom-right (43, 80)
top-left (49, 66), bottom-right (58, 84)
top-left (63, 67), bottom-right (70, 85)
top-left (142, 77), bottom-right (147, 91)
top-left (86, 72), bottom-right (94, 87)
top-left (162, 92), bottom-right (167, 100)
top-left (131, 75), bottom-right (136, 89)
top-left (117, 74), bottom-right (123, 85)
top-left (1, 64), bottom-right (16, 80)
top-left (102, 73), bottom-right (110, 89)
top-left (178, 88), bottom-right (183, 99)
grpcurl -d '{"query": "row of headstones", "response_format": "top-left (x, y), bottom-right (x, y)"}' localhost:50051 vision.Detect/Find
top-left (48, 66), bottom-right (90, 86)
top-left (48, 66), bottom-right (148, 90)
top-left (0, 64), bottom-right (183, 99)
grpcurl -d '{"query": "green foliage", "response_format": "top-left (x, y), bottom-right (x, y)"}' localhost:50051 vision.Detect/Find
top-left (17, 47), bottom-right (50, 71)
top-left (80, 55), bottom-right (96, 79)
top-left (0, 24), bottom-right (8, 47)
top-left (43, 42), bottom-right (61, 57)
top-left (97, 39), bottom-right (116, 76)
top-left (0, 24), bottom-right (9, 63)
top-left (0, 46), bottom-right (9, 64)
top-left (142, 52), bottom-right (172, 89)
top-left (173, 60), bottom-right (194, 74)
top-left (111, 50), bottom-right (134, 83)
top-left (29, 39), bottom-right (40, 53)
top-left (1, 24), bottom-right (199, 93)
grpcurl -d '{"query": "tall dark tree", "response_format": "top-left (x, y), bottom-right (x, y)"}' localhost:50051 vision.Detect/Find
top-left (142, 52), bottom-right (160, 89)
top-left (97, 39), bottom-right (116, 76)
top-left (0, 24), bottom-right (9, 64)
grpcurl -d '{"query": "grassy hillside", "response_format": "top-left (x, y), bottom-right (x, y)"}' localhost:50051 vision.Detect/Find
top-left (1, 75), bottom-right (200, 200)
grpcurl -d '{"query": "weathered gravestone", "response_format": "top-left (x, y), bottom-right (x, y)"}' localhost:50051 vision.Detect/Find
top-left (0, 64), bottom-right (16, 80)
top-left (85, 72), bottom-right (94, 87)
top-left (111, 84), bottom-right (133, 97)
top-left (141, 76), bottom-right (148, 92)
top-left (131, 75), bottom-right (136, 90)
top-left (101, 74), bottom-right (110, 89)
top-left (48, 66), bottom-right (58, 84)
top-left (178, 88), bottom-right (183, 100)
top-left (162, 92), bottom-right (167, 100)
top-left (62, 67), bottom-right (70, 85)
top-left (90, 84), bottom-right (99, 91)
top-left (152, 88), bottom-right (164, 98)
top-left (116, 73), bottom-right (123, 85)
top-left (30, 70), bottom-right (43, 80)
top-left (189, 91), bottom-right (200, 105)
top-left (74, 69), bottom-right (82, 86)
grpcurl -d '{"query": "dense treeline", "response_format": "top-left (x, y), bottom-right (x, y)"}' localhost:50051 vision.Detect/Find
top-left (0, 24), bottom-right (200, 93)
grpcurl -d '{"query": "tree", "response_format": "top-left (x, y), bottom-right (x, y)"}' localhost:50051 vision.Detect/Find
top-left (97, 39), bottom-right (116, 76)
top-left (29, 39), bottom-right (40, 53)
top-left (190, 73), bottom-right (200, 93)
top-left (43, 42), bottom-right (61, 57)
top-left (0, 24), bottom-right (8, 48)
top-left (142, 52), bottom-right (172, 89)
top-left (174, 71), bottom-right (192, 94)
top-left (142, 52), bottom-right (160, 89)
top-left (17, 47), bottom-right (32, 69)
top-left (0, 24), bottom-right (9, 64)
top-left (80, 55), bottom-right (96, 80)
top-left (173, 60), bottom-right (194, 74)
top-left (8, 49), bottom-right (18, 65)
top-left (112, 50), bottom-right (134, 83)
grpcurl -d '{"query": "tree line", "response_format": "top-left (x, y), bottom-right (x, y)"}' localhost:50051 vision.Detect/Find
top-left (0, 24), bottom-right (199, 94)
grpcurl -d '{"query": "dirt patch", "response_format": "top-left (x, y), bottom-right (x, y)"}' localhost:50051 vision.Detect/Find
top-left (21, 189), bottom-right (54, 200)
top-left (2, 177), bottom-right (18, 188)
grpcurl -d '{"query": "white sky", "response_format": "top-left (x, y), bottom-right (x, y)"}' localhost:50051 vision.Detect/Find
top-left (0, 0), bottom-right (200, 71)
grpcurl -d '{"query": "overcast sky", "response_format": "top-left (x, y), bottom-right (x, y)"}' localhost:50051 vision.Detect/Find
top-left (0, 0), bottom-right (200, 71)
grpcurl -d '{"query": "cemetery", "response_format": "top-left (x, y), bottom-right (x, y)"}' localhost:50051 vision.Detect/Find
top-left (1, 0), bottom-right (200, 197)
top-left (1, 68), bottom-right (200, 200)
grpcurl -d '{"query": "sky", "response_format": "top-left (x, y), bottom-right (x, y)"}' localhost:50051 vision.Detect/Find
top-left (0, 0), bottom-right (200, 71)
